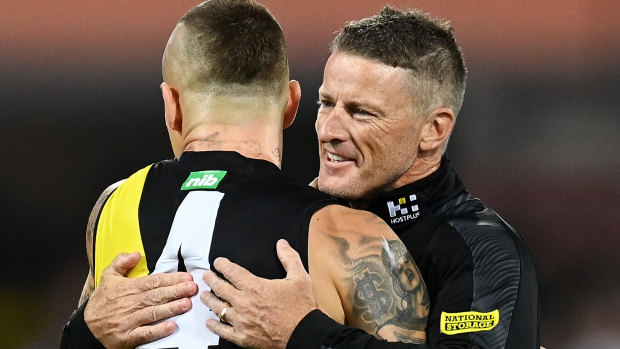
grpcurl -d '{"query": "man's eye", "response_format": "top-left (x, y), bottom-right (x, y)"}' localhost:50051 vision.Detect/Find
top-left (355, 109), bottom-right (373, 117)
top-left (317, 100), bottom-right (334, 108)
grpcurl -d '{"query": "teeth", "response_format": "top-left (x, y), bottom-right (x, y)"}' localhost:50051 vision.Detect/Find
top-left (328, 153), bottom-right (346, 162)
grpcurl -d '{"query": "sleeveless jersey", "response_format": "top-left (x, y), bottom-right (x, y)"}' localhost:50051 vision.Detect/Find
top-left (92, 151), bottom-right (341, 348)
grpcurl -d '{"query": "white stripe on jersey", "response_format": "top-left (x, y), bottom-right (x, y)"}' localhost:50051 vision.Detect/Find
top-left (138, 191), bottom-right (224, 348)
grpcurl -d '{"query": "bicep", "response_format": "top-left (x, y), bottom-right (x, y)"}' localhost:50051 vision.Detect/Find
top-left (339, 234), bottom-right (428, 343)
top-left (311, 206), bottom-right (429, 343)
top-left (77, 180), bottom-right (122, 305)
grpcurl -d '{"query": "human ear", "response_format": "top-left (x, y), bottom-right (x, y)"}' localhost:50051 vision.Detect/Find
top-left (161, 82), bottom-right (184, 156)
top-left (419, 108), bottom-right (455, 152)
top-left (283, 80), bottom-right (301, 129)
top-left (161, 82), bottom-right (182, 133)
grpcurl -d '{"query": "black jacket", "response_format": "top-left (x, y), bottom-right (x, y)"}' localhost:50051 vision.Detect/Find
top-left (62, 157), bottom-right (540, 348)
top-left (287, 157), bottom-right (540, 349)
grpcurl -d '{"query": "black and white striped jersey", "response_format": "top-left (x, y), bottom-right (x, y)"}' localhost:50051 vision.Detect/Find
top-left (92, 151), bottom-right (341, 348)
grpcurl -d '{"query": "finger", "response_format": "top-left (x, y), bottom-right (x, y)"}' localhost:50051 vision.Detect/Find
top-left (127, 320), bottom-right (177, 347)
top-left (133, 272), bottom-right (194, 293)
top-left (203, 269), bottom-right (241, 301)
top-left (130, 297), bottom-right (192, 327)
top-left (276, 239), bottom-right (306, 278)
top-left (206, 319), bottom-right (239, 345)
top-left (200, 290), bottom-right (231, 320)
top-left (103, 252), bottom-right (142, 277)
top-left (137, 280), bottom-right (198, 307)
top-left (212, 257), bottom-right (259, 290)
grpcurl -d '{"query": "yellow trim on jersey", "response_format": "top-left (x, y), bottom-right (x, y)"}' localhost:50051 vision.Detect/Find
top-left (94, 165), bottom-right (152, 287)
top-left (440, 309), bottom-right (499, 335)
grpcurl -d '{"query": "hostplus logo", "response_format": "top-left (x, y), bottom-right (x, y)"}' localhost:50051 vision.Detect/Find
top-left (387, 194), bottom-right (420, 224)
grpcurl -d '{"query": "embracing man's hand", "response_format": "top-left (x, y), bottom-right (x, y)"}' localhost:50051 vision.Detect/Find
top-left (202, 239), bottom-right (317, 349)
top-left (84, 252), bottom-right (197, 349)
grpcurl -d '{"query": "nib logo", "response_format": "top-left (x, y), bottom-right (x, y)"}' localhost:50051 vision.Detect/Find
top-left (181, 170), bottom-right (227, 190)
top-left (387, 194), bottom-right (420, 224)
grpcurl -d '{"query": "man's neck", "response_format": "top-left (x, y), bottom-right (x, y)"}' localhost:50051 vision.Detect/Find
top-left (389, 155), bottom-right (441, 191)
top-left (182, 124), bottom-right (282, 168)
top-left (350, 152), bottom-right (443, 210)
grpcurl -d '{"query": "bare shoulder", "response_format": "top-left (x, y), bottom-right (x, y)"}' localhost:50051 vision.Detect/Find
top-left (97, 180), bottom-right (125, 205)
top-left (86, 179), bottom-right (125, 254)
top-left (311, 204), bottom-right (398, 241)
top-left (309, 204), bottom-right (403, 272)
top-left (79, 180), bottom-right (125, 306)
top-left (309, 204), bottom-right (429, 343)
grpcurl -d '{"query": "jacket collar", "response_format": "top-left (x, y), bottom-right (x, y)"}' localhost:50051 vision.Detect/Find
top-left (367, 156), bottom-right (466, 232)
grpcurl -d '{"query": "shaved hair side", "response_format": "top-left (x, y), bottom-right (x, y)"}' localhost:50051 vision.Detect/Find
top-left (163, 0), bottom-right (289, 98)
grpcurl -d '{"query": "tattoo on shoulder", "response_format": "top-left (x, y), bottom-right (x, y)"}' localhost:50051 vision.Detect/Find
top-left (330, 235), bottom-right (430, 342)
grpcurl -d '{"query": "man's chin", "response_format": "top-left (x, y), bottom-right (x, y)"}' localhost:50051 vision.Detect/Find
top-left (317, 180), bottom-right (361, 202)
top-left (317, 179), bottom-right (344, 197)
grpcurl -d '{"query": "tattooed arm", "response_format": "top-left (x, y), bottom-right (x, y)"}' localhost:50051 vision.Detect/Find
top-left (200, 204), bottom-right (429, 349)
top-left (78, 181), bottom-right (123, 306)
top-left (309, 205), bottom-right (429, 343)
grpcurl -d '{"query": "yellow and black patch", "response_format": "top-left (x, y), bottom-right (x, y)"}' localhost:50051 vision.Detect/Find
top-left (94, 165), bottom-right (152, 287)
top-left (440, 310), bottom-right (499, 335)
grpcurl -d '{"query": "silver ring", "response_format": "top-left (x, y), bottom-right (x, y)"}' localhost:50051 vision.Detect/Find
top-left (219, 306), bottom-right (230, 322)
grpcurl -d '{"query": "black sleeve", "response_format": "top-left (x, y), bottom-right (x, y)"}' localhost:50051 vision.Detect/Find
top-left (287, 310), bottom-right (430, 349)
top-left (60, 302), bottom-right (105, 349)
top-left (286, 281), bottom-right (471, 349)
top-left (285, 229), bottom-right (538, 349)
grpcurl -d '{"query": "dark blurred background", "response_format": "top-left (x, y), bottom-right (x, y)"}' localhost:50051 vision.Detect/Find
top-left (1, 1), bottom-right (619, 348)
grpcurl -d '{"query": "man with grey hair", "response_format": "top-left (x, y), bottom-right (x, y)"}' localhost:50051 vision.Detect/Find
top-left (203, 6), bottom-right (541, 349)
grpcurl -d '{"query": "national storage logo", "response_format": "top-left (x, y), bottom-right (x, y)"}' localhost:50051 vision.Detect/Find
top-left (440, 310), bottom-right (499, 335)
top-left (181, 170), bottom-right (227, 190)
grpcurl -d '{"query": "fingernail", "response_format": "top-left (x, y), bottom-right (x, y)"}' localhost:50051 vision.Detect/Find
top-left (182, 298), bottom-right (192, 310)
top-left (165, 321), bottom-right (177, 333)
top-left (280, 239), bottom-right (290, 247)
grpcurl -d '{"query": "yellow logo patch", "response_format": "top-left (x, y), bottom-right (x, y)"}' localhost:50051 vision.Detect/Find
top-left (440, 310), bottom-right (499, 335)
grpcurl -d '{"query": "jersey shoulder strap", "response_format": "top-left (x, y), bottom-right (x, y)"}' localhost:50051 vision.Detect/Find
top-left (94, 164), bottom-right (152, 287)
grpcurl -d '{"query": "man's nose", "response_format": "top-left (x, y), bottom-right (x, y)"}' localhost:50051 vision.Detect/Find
top-left (316, 106), bottom-right (348, 142)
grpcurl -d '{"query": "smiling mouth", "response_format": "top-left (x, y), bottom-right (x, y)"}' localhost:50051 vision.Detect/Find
top-left (328, 152), bottom-right (347, 163)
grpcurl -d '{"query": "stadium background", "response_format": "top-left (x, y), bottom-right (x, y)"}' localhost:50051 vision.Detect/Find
top-left (1, 1), bottom-right (618, 348)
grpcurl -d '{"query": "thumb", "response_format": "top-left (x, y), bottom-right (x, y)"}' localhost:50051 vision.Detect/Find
top-left (276, 239), bottom-right (306, 278)
top-left (103, 252), bottom-right (142, 277)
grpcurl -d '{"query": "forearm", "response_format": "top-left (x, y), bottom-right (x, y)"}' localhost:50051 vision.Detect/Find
top-left (287, 310), bottom-right (433, 349)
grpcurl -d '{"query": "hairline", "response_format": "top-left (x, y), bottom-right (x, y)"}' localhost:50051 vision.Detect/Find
top-left (329, 48), bottom-right (446, 120)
